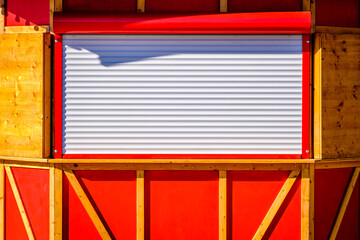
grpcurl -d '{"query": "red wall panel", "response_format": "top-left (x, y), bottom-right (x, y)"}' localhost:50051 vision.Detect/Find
top-left (314, 168), bottom-right (355, 240)
top-left (63, 171), bottom-right (137, 240)
top-left (145, 171), bottom-right (219, 240)
top-left (63, 0), bottom-right (136, 12)
top-left (146, 0), bottom-right (218, 13)
top-left (316, 0), bottom-right (359, 27)
top-left (74, 170), bottom-right (137, 240)
top-left (5, 174), bottom-right (28, 240)
top-left (10, 168), bottom-right (49, 240)
top-left (228, 0), bottom-right (301, 13)
top-left (228, 171), bottom-right (301, 240)
top-left (6, 0), bottom-right (49, 26)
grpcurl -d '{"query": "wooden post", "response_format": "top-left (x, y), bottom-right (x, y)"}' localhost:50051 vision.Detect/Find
top-left (54, 0), bottom-right (62, 12)
top-left (50, 164), bottom-right (62, 240)
top-left (137, 170), bottom-right (145, 240)
top-left (253, 170), bottom-right (300, 240)
top-left (313, 33), bottom-right (322, 159)
top-left (50, 0), bottom-right (54, 32)
top-left (0, 161), bottom-right (4, 240)
top-left (137, 0), bottom-right (145, 13)
top-left (0, 0), bottom-right (4, 33)
top-left (220, 0), bottom-right (227, 13)
top-left (301, 164), bottom-right (314, 240)
top-left (219, 171), bottom-right (227, 240)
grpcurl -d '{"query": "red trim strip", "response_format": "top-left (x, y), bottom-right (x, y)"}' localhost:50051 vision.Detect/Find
top-left (54, 34), bottom-right (63, 159)
top-left (54, 12), bottom-right (311, 34)
top-left (302, 34), bottom-right (310, 159)
top-left (62, 154), bottom-right (302, 159)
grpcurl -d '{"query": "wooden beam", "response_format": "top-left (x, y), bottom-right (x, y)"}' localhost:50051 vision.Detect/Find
top-left (252, 170), bottom-right (300, 240)
top-left (50, 0), bottom-right (54, 32)
top-left (0, 0), bottom-right (4, 33)
top-left (50, 164), bottom-right (62, 240)
top-left (220, 0), bottom-right (227, 13)
top-left (64, 170), bottom-right (111, 240)
top-left (4, 26), bottom-right (49, 33)
top-left (302, 0), bottom-right (310, 11)
top-left (0, 161), bottom-right (4, 240)
top-left (310, 0), bottom-right (315, 33)
top-left (63, 163), bottom-right (303, 171)
top-left (5, 166), bottom-right (35, 240)
top-left (316, 26), bottom-right (360, 34)
top-left (301, 164), bottom-right (314, 240)
top-left (219, 171), bottom-right (227, 240)
top-left (313, 33), bottom-right (322, 159)
top-left (54, 0), bottom-right (62, 12)
top-left (137, 0), bottom-right (145, 13)
top-left (329, 168), bottom-right (360, 240)
top-left (137, 170), bottom-right (145, 240)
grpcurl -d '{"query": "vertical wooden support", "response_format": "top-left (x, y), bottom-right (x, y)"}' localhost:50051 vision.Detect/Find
top-left (253, 170), bottom-right (300, 240)
top-left (50, 164), bottom-right (62, 240)
top-left (137, 170), bottom-right (145, 240)
top-left (50, 0), bottom-right (54, 32)
top-left (313, 33), bottom-right (322, 159)
top-left (310, 0), bottom-right (316, 33)
top-left (137, 0), bottom-right (145, 13)
top-left (0, 161), bottom-right (4, 240)
top-left (54, 0), bottom-right (63, 12)
top-left (5, 166), bottom-right (35, 240)
top-left (219, 171), bottom-right (227, 240)
top-left (0, 0), bottom-right (4, 33)
top-left (301, 164), bottom-right (314, 240)
top-left (220, 0), bottom-right (227, 13)
top-left (329, 168), bottom-right (360, 240)
top-left (64, 170), bottom-right (111, 240)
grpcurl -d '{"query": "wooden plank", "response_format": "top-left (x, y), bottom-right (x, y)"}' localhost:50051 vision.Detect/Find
top-left (219, 171), bottom-right (226, 240)
top-left (43, 33), bottom-right (51, 158)
top-left (50, 0), bottom-right (54, 32)
top-left (64, 169), bottom-right (111, 240)
top-left (62, 163), bottom-right (303, 171)
top-left (316, 26), bottom-right (360, 34)
top-left (310, 0), bottom-right (315, 33)
top-left (0, 161), bottom-right (4, 240)
top-left (301, 164), bottom-right (314, 240)
top-left (137, 0), bottom-right (145, 13)
top-left (329, 167), bottom-right (360, 240)
top-left (3, 161), bottom-right (49, 169)
top-left (313, 33), bottom-right (322, 159)
top-left (4, 26), bottom-right (49, 33)
top-left (5, 166), bottom-right (35, 240)
top-left (55, 0), bottom-right (63, 12)
top-left (0, 0), bottom-right (4, 33)
top-left (0, 156), bottom-right (49, 163)
top-left (302, 0), bottom-right (310, 11)
top-left (50, 164), bottom-right (62, 240)
top-left (252, 170), bottom-right (300, 240)
top-left (0, 33), bottom-right (50, 158)
top-left (137, 170), bottom-right (144, 240)
top-left (220, 0), bottom-right (227, 13)
top-left (319, 33), bottom-right (360, 159)
top-left (316, 159), bottom-right (360, 169)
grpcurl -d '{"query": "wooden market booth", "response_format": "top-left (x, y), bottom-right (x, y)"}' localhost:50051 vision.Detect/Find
top-left (0, 0), bottom-right (360, 239)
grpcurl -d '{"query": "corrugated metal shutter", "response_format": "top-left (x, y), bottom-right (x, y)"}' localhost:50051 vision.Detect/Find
top-left (62, 35), bottom-right (303, 155)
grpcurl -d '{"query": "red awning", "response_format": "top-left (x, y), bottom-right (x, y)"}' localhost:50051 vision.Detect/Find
top-left (54, 12), bottom-right (311, 34)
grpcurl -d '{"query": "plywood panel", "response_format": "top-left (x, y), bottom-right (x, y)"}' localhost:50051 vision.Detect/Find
top-left (315, 33), bottom-right (360, 158)
top-left (0, 33), bottom-right (51, 158)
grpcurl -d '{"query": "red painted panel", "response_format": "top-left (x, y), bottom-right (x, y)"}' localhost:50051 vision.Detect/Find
top-left (337, 179), bottom-right (360, 240)
top-left (146, 0), bottom-right (218, 13)
top-left (11, 168), bottom-right (49, 240)
top-left (5, 173), bottom-right (28, 240)
top-left (63, 173), bottom-right (102, 240)
top-left (53, 12), bottom-right (312, 34)
top-left (228, 0), bottom-right (301, 13)
top-left (63, 0), bottom-right (136, 12)
top-left (315, 169), bottom-right (353, 240)
top-left (74, 171), bottom-right (137, 240)
top-left (6, 0), bottom-right (49, 26)
top-left (145, 171), bottom-right (218, 240)
top-left (228, 171), bottom-right (300, 240)
top-left (316, 0), bottom-right (359, 27)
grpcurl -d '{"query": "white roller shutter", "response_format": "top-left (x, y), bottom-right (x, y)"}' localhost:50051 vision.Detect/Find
top-left (62, 34), bottom-right (303, 155)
